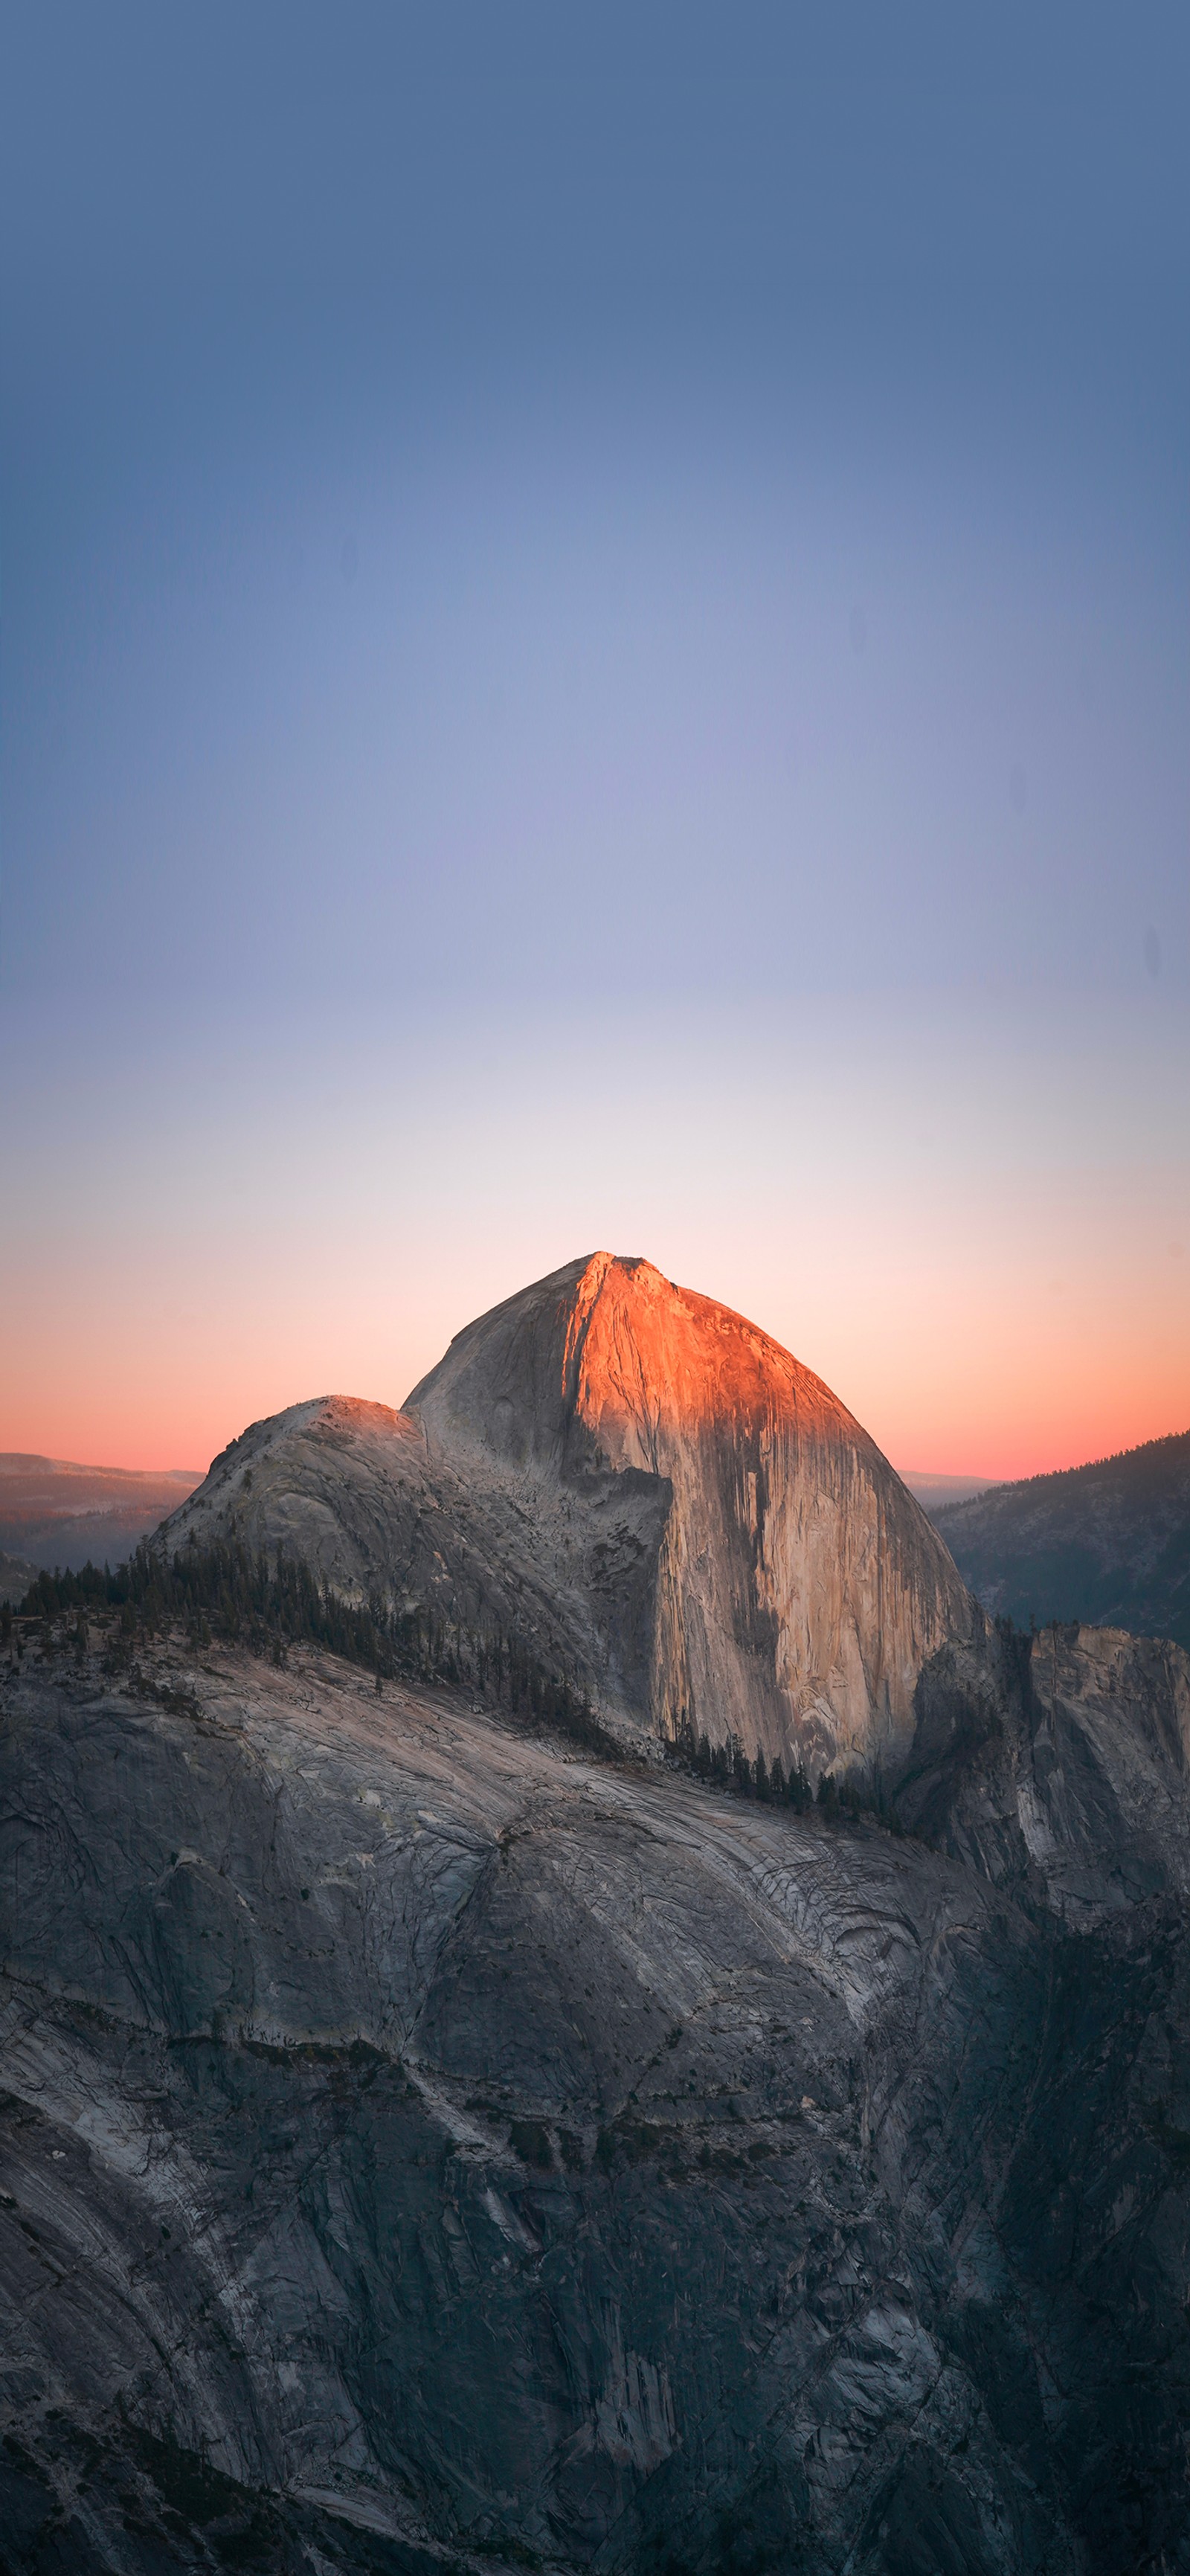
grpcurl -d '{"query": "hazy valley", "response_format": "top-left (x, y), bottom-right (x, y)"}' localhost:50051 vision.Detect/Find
top-left (0, 1459), bottom-right (202, 1584)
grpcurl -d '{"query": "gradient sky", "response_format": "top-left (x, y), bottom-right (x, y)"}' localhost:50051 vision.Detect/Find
top-left (2, 2), bottom-right (1187, 1478)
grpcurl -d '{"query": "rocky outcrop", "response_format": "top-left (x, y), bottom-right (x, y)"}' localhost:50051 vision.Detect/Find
top-left (898, 1617), bottom-right (1190, 1920)
top-left (165, 1254), bottom-right (971, 1782)
top-left (410, 1253), bottom-right (973, 1776)
top-left (1, 1620), bottom-right (1189, 2573)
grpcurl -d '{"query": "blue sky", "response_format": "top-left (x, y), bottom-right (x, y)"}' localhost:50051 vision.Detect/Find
top-left (2, 3), bottom-right (1187, 1471)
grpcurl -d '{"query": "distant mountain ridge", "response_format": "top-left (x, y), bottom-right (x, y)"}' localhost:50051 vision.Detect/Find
top-left (0, 1454), bottom-right (202, 1572)
top-left (900, 1468), bottom-right (1002, 1515)
top-left (933, 1426), bottom-right (1190, 1649)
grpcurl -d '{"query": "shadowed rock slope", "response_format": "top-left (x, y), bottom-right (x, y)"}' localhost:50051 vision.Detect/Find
top-left (933, 1428), bottom-right (1190, 1652)
top-left (0, 1552), bottom-right (39, 1607)
top-left (165, 1254), bottom-right (971, 1783)
top-left (1, 1616), bottom-right (1189, 2574)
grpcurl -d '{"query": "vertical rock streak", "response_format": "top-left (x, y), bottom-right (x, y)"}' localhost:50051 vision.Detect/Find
top-left (411, 1252), bottom-right (969, 1776)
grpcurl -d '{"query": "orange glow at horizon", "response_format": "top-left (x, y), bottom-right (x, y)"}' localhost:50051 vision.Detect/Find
top-left (2, 1236), bottom-right (1185, 1488)
top-left (2, 1000), bottom-right (1186, 1488)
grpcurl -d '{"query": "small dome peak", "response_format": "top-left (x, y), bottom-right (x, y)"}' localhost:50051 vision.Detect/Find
top-left (578, 1251), bottom-right (669, 1297)
top-left (614, 1255), bottom-right (667, 1289)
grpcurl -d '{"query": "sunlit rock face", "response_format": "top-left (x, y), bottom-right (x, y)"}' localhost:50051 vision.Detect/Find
top-left (166, 1253), bottom-right (972, 1782)
top-left (408, 1252), bottom-right (973, 1779)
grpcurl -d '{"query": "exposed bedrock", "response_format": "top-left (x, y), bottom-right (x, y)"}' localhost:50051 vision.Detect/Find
top-left (164, 1254), bottom-right (973, 1782)
top-left (897, 1616), bottom-right (1190, 1918)
top-left (8, 1256), bottom-right (1190, 2569)
top-left (1, 1635), bottom-right (1189, 2572)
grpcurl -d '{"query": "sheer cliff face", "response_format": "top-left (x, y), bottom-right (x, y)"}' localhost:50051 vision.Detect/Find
top-left (408, 1253), bottom-right (973, 1776)
top-left (4, 1623), bottom-right (1190, 2576)
top-left (167, 1255), bottom-right (969, 1783)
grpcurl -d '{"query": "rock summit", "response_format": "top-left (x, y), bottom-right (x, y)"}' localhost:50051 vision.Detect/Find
top-left (168, 1252), bottom-right (971, 1783)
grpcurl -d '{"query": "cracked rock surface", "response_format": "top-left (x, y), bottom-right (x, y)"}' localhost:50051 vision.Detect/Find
top-left (1, 1628), bottom-right (1189, 2572)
